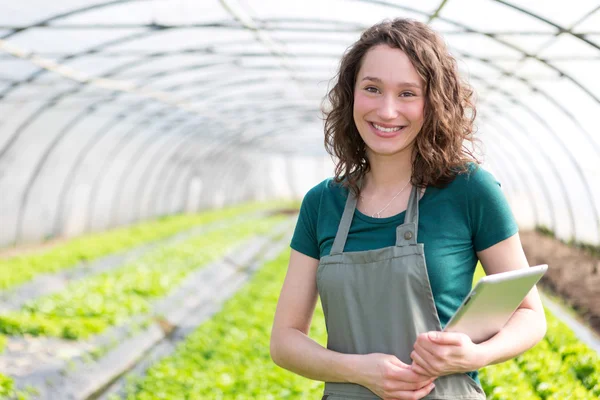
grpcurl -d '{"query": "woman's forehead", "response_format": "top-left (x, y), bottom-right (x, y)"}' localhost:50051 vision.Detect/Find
top-left (357, 45), bottom-right (423, 87)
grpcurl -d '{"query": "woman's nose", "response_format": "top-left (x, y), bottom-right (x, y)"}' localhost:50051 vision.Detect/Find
top-left (376, 96), bottom-right (399, 120)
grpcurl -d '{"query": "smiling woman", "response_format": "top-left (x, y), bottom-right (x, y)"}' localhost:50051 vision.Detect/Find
top-left (271, 18), bottom-right (547, 400)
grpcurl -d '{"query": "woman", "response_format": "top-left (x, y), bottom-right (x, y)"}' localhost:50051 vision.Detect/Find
top-left (270, 18), bottom-right (546, 400)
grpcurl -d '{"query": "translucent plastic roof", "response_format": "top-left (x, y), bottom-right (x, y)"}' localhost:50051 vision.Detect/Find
top-left (0, 0), bottom-right (599, 246)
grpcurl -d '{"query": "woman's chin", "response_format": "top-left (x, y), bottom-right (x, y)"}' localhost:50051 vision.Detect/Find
top-left (366, 142), bottom-right (410, 157)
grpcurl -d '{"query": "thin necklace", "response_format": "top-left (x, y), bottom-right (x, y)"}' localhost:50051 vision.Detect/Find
top-left (369, 180), bottom-right (411, 218)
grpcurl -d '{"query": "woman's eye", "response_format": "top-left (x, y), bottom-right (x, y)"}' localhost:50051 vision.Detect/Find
top-left (365, 86), bottom-right (379, 93)
top-left (400, 92), bottom-right (415, 97)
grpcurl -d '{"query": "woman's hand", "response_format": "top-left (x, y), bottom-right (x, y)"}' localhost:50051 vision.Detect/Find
top-left (354, 353), bottom-right (437, 400)
top-left (410, 332), bottom-right (486, 377)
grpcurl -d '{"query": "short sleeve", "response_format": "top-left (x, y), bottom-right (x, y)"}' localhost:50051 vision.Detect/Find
top-left (467, 166), bottom-right (519, 252)
top-left (290, 181), bottom-right (325, 260)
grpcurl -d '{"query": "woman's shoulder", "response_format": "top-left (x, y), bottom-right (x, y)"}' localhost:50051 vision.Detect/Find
top-left (445, 163), bottom-right (510, 213)
top-left (305, 177), bottom-right (347, 198)
top-left (300, 178), bottom-right (348, 218)
top-left (450, 163), bottom-right (500, 190)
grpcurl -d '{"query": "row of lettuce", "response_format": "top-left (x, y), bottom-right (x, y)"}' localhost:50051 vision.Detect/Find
top-left (0, 215), bottom-right (286, 340)
top-left (0, 200), bottom-right (294, 291)
top-left (0, 201), bottom-right (295, 399)
top-left (112, 248), bottom-right (600, 400)
top-left (1, 202), bottom-right (599, 399)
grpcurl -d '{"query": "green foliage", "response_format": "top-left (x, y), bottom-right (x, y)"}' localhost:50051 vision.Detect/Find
top-left (0, 372), bottom-right (30, 400)
top-left (121, 249), bottom-right (328, 399)
top-left (0, 215), bottom-right (286, 340)
top-left (0, 201), bottom-right (297, 291)
top-left (543, 310), bottom-right (600, 396)
top-left (535, 225), bottom-right (554, 238)
top-left (513, 339), bottom-right (597, 399)
top-left (118, 251), bottom-right (600, 399)
top-left (480, 360), bottom-right (540, 400)
top-left (0, 334), bottom-right (6, 354)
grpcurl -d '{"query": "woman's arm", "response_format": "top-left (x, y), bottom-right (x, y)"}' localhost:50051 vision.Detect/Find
top-left (270, 249), bottom-right (357, 382)
top-left (271, 250), bottom-right (436, 399)
top-left (410, 233), bottom-right (547, 376)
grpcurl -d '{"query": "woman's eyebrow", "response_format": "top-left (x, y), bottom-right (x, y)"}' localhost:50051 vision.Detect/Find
top-left (360, 76), bottom-right (421, 89)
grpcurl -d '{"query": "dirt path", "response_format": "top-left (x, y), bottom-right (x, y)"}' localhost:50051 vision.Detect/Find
top-left (520, 230), bottom-right (600, 335)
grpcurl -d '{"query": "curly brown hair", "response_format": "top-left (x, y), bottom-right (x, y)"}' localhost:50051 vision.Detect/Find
top-left (323, 18), bottom-right (479, 196)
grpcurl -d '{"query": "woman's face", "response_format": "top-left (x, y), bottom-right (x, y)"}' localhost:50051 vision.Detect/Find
top-left (353, 44), bottom-right (425, 158)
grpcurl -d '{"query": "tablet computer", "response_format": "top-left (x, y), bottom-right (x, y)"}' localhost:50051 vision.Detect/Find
top-left (443, 264), bottom-right (548, 344)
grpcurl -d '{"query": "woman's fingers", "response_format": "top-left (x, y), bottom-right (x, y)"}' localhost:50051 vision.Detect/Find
top-left (410, 348), bottom-right (438, 377)
top-left (385, 382), bottom-right (436, 400)
top-left (385, 368), bottom-right (435, 391)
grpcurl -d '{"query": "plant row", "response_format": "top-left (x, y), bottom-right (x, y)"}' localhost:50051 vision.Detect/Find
top-left (543, 310), bottom-right (600, 396)
top-left (117, 249), bottom-right (327, 400)
top-left (480, 312), bottom-right (600, 400)
top-left (0, 214), bottom-right (286, 341)
top-left (0, 200), bottom-right (295, 291)
top-left (116, 253), bottom-right (600, 399)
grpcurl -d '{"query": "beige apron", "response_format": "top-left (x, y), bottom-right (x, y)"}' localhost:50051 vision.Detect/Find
top-left (317, 185), bottom-right (486, 399)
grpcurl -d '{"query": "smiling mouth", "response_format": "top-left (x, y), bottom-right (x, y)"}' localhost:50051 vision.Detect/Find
top-left (370, 122), bottom-right (406, 133)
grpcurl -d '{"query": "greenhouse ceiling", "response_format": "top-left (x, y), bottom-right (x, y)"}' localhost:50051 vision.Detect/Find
top-left (0, 0), bottom-right (599, 247)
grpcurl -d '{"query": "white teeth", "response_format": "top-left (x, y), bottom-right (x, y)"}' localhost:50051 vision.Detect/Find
top-left (372, 123), bottom-right (402, 133)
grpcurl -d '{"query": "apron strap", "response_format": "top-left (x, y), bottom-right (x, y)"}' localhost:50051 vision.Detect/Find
top-left (396, 185), bottom-right (420, 246)
top-left (330, 189), bottom-right (358, 255)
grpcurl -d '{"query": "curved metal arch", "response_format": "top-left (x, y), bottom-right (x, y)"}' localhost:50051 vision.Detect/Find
top-left (81, 112), bottom-right (193, 232)
top-left (457, 51), bottom-right (600, 159)
top-left (48, 60), bottom-right (264, 232)
top-left (100, 119), bottom-right (203, 229)
top-left (0, 0), bottom-right (143, 41)
top-left (46, 68), bottom-right (321, 235)
top-left (106, 118), bottom-right (202, 226)
top-left (478, 115), bottom-right (542, 228)
top-left (477, 109), bottom-right (557, 233)
top-left (14, 59), bottom-right (320, 240)
top-left (12, 95), bottom-right (119, 241)
top-left (0, 39), bottom-right (328, 168)
top-left (8, 11), bottom-right (596, 195)
top-left (152, 110), bottom-right (313, 217)
top-left (145, 102), bottom-right (316, 216)
top-left (470, 73), bottom-right (598, 239)
top-left (152, 135), bottom-right (242, 218)
top-left (52, 105), bottom-right (184, 235)
top-left (138, 103), bottom-right (313, 219)
top-left (494, 1), bottom-right (600, 49)
top-left (0, 3), bottom-right (596, 241)
top-left (468, 74), bottom-right (579, 237)
top-left (2, 8), bottom-right (599, 160)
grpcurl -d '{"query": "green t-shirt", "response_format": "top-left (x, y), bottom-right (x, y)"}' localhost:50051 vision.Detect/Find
top-left (291, 165), bottom-right (518, 379)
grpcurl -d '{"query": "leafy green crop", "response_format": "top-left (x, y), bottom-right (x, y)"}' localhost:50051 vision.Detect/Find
top-left (0, 372), bottom-right (29, 400)
top-left (0, 215), bottom-right (286, 340)
top-left (543, 310), bottom-right (600, 396)
top-left (480, 359), bottom-right (541, 400)
top-left (514, 339), bottom-right (597, 399)
top-left (0, 200), bottom-right (297, 291)
top-left (120, 249), bottom-right (328, 400)
top-left (118, 251), bottom-right (600, 399)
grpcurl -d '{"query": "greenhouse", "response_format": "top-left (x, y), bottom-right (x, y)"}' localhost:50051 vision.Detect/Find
top-left (0, 0), bottom-right (599, 399)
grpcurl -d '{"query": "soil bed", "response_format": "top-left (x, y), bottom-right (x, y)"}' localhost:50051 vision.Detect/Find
top-left (520, 230), bottom-right (600, 335)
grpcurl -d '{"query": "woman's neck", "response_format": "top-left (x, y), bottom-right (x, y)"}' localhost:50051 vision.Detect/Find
top-left (363, 151), bottom-right (413, 194)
